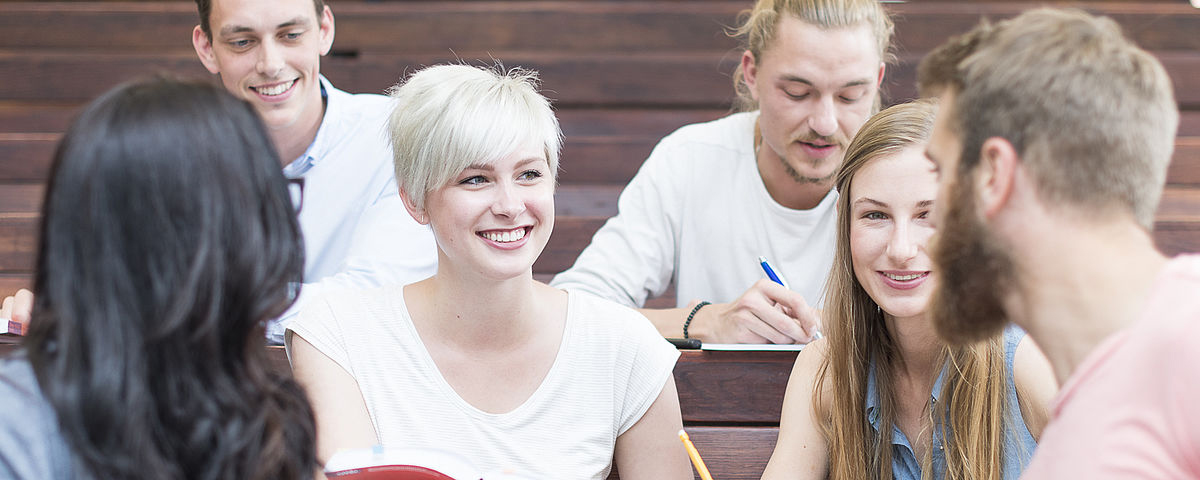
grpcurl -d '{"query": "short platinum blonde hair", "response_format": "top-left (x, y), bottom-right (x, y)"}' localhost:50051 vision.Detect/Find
top-left (920, 8), bottom-right (1178, 229)
top-left (387, 64), bottom-right (562, 211)
top-left (731, 0), bottom-right (894, 112)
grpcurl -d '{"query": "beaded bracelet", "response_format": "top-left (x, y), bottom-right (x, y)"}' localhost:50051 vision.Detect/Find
top-left (683, 301), bottom-right (711, 339)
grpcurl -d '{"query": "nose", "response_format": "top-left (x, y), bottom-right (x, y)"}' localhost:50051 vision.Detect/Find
top-left (256, 40), bottom-right (285, 77)
top-left (490, 182), bottom-right (526, 218)
top-left (808, 97), bottom-right (838, 138)
top-left (886, 222), bottom-right (919, 263)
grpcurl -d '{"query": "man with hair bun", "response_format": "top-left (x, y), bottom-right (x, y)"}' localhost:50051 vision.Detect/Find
top-left (552, 0), bottom-right (891, 345)
top-left (919, 8), bottom-right (1199, 477)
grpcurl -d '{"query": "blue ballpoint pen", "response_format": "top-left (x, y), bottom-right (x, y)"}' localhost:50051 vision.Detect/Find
top-left (757, 256), bottom-right (823, 340)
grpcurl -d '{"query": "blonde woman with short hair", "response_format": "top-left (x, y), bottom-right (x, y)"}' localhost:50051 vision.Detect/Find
top-left (288, 64), bottom-right (691, 480)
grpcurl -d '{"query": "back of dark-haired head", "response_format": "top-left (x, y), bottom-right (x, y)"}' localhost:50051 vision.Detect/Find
top-left (195, 0), bottom-right (326, 38)
top-left (24, 76), bottom-right (316, 480)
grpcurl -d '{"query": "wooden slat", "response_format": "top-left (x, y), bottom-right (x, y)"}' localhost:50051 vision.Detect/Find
top-left (0, 51), bottom-right (742, 107)
top-left (0, 103), bottom-right (80, 133)
top-left (674, 350), bottom-right (796, 424)
top-left (679, 426), bottom-right (778, 480)
top-left (1170, 137), bottom-right (1200, 186)
top-left (0, 214), bottom-right (36, 272)
top-left (0, 183), bottom-right (42, 213)
top-left (2, 2), bottom-right (1196, 54)
top-left (0, 2), bottom-right (744, 54)
top-left (3, 102), bottom-right (1198, 141)
top-left (887, 2), bottom-right (1200, 53)
top-left (0, 273), bottom-right (30, 294)
top-left (883, 50), bottom-right (1200, 109)
top-left (5, 50), bottom-right (1200, 109)
top-left (1184, 111), bottom-right (1200, 137)
top-left (0, 103), bottom-right (730, 137)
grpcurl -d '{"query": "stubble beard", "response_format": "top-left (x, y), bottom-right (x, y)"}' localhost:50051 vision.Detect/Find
top-left (929, 171), bottom-right (1016, 345)
top-left (780, 154), bottom-right (838, 185)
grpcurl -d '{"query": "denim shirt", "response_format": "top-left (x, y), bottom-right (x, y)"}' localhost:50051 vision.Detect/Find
top-left (864, 326), bottom-right (1037, 479)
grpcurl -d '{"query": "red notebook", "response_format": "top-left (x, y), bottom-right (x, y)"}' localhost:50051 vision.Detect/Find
top-left (324, 447), bottom-right (536, 480)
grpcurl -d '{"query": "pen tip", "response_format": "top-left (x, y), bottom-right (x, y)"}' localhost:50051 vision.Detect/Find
top-left (757, 256), bottom-right (768, 263)
top-left (678, 429), bottom-right (689, 441)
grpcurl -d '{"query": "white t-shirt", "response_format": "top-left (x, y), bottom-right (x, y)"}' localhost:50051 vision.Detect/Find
top-left (551, 111), bottom-right (838, 309)
top-left (287, 287), bottom-right (679, 480)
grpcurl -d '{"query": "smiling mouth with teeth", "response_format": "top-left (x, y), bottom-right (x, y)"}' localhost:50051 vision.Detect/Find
top-left (480, 227), bottom-right (528, 243)
top-left (883, 272), bottom-right (926, 281)
top-left (253, 80), bottom-right (295, 97)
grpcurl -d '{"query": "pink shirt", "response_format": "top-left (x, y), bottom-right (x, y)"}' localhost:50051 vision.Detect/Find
top-left (1023, 255), bottom-right (1200, 479)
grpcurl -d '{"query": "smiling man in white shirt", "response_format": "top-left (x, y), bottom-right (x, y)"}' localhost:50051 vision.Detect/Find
top-left (187, 0), bottom-right (437, 342)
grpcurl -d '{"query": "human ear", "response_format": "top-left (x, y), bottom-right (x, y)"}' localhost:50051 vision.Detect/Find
top-left (192, 25), bottom-right (221, 74)
top-left (975, 137), bottom-right (1019, 218)
top-left (741, 50), bottom-right (760, 101)
top-left (400, 189), bottom-right (430, 225)
top-left (318, 6), bottom-right (335, 56)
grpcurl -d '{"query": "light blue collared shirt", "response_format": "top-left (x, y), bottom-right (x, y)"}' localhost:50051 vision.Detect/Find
top-left (268, 77), bottom-right (438, 343)
top-left (865, 326), bottom-right (1037, 479)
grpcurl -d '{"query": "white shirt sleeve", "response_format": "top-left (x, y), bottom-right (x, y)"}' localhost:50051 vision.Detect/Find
top-left (610, 304), bottom-right (680, 435)
top-left (285, 294), bottom-right (353, 376)
top-left (550, 139), bottom-right (684, 307)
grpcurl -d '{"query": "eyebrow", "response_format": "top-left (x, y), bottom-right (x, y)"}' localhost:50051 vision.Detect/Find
top-left (463, 156), bottom-right (547, 172)
top-left (852, 198), bottom-right (935, 209)
top-left (781, 75), bottom-right (873, 90)
top-left (218, 17), bottom-right (309, 37)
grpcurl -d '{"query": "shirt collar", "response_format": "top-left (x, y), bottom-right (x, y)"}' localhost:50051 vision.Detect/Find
top-left (865, 356), bottom-right (950, 433)
top-left (282, 75), bottom-right (335, 179)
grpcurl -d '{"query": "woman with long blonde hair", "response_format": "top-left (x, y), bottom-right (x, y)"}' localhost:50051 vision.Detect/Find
top-left (761, 100), bottom-right (1056, 480)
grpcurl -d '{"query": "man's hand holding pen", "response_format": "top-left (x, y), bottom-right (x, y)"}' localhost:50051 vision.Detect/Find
top-left (682, 280), bottom-right (821, 344)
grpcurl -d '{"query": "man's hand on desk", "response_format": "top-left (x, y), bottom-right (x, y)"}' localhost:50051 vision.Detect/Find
top-left (687, 280), bottom-right (821, 344)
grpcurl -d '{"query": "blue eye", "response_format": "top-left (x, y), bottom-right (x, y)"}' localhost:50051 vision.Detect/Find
top-left (863, 211), bottom-right (888, 220)
top-left (459, 175), bottom-right (487, 185)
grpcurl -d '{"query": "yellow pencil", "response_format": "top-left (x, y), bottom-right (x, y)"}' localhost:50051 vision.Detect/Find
top-left (678, 429), bottom-right (714, 480)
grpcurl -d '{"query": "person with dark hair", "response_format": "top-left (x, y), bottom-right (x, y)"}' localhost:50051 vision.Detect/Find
top-left (0, 0), bottom-right (439, 342)
top-left (0, 77), bottom-right (318, 479)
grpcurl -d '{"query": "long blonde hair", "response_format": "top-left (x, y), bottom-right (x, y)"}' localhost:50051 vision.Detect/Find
top-left (814, 100), bottom-right (1010, 480)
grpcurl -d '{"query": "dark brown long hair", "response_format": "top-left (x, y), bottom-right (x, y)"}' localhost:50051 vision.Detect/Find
top-left (25, 76), bottom-right (317, 480)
